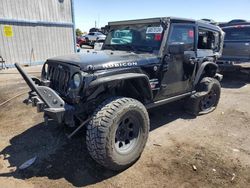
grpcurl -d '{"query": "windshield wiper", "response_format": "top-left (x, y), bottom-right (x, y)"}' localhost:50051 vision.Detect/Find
top-left (118, 45), bottom-right (137, 52)
top-left (135, 46), bottom-right (154, 52)
top-left (103, 44), bottom-right (116, 51)
top-left (103, 44), bottom-right (154, 53)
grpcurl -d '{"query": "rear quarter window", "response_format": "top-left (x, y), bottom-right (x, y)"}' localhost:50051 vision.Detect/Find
top-left (223, 27), bottom-right (250, 41)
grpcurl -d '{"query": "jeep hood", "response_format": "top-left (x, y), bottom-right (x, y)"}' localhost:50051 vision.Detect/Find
top-left (47, 50), bottom-right (160, 71)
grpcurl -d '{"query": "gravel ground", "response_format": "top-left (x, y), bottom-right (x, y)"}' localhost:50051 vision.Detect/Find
top-left (0, 66), bottom-right (250, 188)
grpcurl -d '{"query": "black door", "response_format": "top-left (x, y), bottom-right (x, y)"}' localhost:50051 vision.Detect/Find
top-left (160, 24), bottom-right (196, 98)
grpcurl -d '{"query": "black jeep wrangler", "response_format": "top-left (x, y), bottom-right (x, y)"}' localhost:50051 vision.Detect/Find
top-left (15, 17), bottom-right (224, 171)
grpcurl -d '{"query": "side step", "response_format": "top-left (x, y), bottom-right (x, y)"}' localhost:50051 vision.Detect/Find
top-left (146, 92), bottom-right (195, 109)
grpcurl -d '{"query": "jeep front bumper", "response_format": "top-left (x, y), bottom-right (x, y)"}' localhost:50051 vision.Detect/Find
top-left (15, 63), bottom-right (75, 125)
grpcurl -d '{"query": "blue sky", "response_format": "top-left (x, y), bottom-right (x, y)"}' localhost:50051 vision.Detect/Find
top-left (74, 0), bottom-right (250, 32)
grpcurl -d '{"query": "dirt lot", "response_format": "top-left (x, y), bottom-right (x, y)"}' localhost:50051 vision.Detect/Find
top-left (0, 66), bottom-right (250, 188)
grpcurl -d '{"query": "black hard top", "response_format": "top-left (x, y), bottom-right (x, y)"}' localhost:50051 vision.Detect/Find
top-left (108, 17), bottom-right (221, 32)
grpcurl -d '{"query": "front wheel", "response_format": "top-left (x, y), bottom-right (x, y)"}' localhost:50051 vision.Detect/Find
top-left (185, 77), bottom-right (221, 115)
top-left (86, 97), bottom-right (149, 171)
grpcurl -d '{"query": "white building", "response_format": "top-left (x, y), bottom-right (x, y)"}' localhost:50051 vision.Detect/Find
top-left (0, 0), bottom-right (76, 67)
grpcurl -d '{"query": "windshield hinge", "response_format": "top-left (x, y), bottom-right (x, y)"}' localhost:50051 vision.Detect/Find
top-left (160, 19), bottom-right (168, 30)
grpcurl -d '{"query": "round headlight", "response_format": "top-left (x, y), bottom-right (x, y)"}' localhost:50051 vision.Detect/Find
top-left (44, 63), bottom-right (48, 73)
top-left (43, 63), bottom-right (49, 79)
top-left (73, 73), bottom-right (81, 88)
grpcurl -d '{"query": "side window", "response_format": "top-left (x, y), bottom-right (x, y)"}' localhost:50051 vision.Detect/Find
top-left (198, 29), bottom-right (220, 51)
top-left (169, 25), bottom-right (195, 51)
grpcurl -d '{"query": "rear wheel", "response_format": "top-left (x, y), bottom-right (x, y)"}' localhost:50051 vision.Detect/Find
top-left (185, 77), bottom-right (221, 115)
top-left (199, 83), bottom-right (220, 114)
top-left (86, 97), bottom-right (149, 171)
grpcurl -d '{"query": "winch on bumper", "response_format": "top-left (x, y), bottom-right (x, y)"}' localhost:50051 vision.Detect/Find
top-left (15, 63), bottom-right (75, 126)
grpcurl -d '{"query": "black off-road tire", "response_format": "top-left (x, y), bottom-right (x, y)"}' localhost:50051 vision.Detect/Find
top-left (86, 97), bottom-right (149, 171)
top-left (185, 77), bottom-right (221, 115)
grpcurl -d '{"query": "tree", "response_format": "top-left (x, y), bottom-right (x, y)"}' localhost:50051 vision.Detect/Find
top-left (76, 28), bottom-right (83, 37)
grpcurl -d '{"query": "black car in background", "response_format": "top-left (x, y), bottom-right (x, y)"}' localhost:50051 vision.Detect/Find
top-left (217, 21), bottom-right (250, 76)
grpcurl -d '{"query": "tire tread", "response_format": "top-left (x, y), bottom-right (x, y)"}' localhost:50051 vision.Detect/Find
top-left (86, 97), bottom-right (149, 170)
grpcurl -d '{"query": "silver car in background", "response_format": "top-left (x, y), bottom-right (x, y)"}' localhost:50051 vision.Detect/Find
top-left (84, 32), bottom-right (106, 46)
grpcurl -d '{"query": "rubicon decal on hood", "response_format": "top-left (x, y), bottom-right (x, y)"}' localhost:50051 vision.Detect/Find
top-left (103, 61), bottom-right (138, 69)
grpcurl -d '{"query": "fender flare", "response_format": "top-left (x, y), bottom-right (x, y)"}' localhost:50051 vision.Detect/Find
top-left (194, 61), bottom-right (218, 86)
top-left (89, 73), bottom-right (153, 101)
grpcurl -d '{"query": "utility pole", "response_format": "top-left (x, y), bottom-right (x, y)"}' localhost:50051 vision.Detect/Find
top-left (98, 14), bottom-right (100, 28)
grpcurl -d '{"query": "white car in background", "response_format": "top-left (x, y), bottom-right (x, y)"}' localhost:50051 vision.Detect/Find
top-left (84, 32), bottom-right (106, 45)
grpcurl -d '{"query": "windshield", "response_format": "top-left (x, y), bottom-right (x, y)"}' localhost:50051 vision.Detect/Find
top-left (103, 23), bottom-right (164, 52)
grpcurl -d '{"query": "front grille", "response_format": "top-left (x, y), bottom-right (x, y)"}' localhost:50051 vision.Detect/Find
top-left (47, 64), bottom-right (70, 95)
